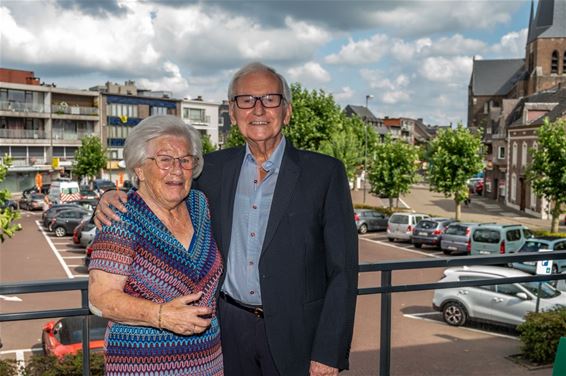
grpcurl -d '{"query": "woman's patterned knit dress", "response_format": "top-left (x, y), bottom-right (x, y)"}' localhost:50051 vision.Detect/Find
top-left (89, 189), bottom-right (223, 375)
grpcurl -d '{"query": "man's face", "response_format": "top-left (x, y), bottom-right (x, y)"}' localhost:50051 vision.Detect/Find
top-left (229, 70), bottom-right (292, 145)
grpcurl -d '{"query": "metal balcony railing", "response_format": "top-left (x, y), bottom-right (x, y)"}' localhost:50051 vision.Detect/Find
top-left (1, 251), bottom-right (566, 375)
top-left (0, 129), bottom-right (47, 139)
top-left (51, 105), bottom-right (98, 116)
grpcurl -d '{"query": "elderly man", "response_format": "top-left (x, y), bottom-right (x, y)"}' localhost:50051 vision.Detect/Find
top-left (96, 62), bottom-right (358, 376)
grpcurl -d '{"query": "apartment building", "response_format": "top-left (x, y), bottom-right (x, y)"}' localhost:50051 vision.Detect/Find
top-left (181, 97), bottom-right (220, 147)
top-left (0, 68), bottom-right (101, 192)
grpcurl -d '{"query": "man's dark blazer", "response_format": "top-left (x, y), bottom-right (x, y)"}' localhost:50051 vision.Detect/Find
top-left (194, 141), bottom-right (358, 376)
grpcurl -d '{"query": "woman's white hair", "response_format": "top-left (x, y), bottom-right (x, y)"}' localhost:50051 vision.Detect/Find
top-left (124, 115), bottom-right (203, 187)
top-left (227, 62), bottom-right (292, 104)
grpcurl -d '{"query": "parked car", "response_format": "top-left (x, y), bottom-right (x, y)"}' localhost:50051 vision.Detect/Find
top-left (19, 193), bottom-right (45, 211)
top-left (387, 212), bottom-right (430, 242)
top-left (467, 178), bottom-right (483, 193)
top-left (440, 223), bottom-right (482, 255)
top-left (469, 224), bottom-right (533, 256)
top-left (511, 236), bottom-right (566, 278)
top-left (84, 238), bottom-right (94, 268)
top-left (80, 225), bottom-right (97, 248)
top-left (411, 218), bottom-right (457, 249)
top-left (432, 265), bottom-right (566, 327)
top-left (48, 180), bottom-right (81, 204)
top-left (354, 209), bottom-right (389, 234)
top-left (41, 316), bottom-right (108, 358)
top-left (48, 208), bottom-right (91, 237)
top-left (0, 198), bottom-right (18, 211)
top-left (67, 198), bottom-right (98, 213)
top-left (474, 180), bottom-right (484, 195)
top-left (22, 184), bottom-right (50, 196)
top-left (93, 179), bottom-right (116, 194)
top-left (42, 204), bottom-right (82, 227)
top-left (79, 186), bottom-right (99, 200)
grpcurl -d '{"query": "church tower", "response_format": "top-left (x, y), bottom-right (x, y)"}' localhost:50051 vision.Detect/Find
top-left (524, 0), bottom-right (566, 95)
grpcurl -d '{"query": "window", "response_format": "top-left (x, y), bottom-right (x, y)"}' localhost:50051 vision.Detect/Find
top-left (521, 142), bottom-right (528, 167)
top-left (498, 146), bottom-right (505, 159)
top-left (186, 108), bottom-right (206, 122)
top-left (108, 104), bottom-right (138, 118)
top-left (551, 50), bottom-right (559, 74)
top-left (506, 229), bottom-right (521, 241)
top-left (473, 229), bottom-right (500, 244)
top-left (496, 284), bottom-right (522, 297)
top-left (151, 106), bottom-right (168, 116)
top-left (512, 142), bottom-right (517, 166)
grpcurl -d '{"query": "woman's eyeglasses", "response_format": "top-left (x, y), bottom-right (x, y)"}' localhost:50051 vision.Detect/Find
top-left (147, 155), bottom-right (199, 170)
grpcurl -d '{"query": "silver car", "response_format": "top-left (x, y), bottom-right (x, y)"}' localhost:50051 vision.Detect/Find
top-left (440, 223), bottom-right (481, 255)
top-left (432, 265), bottom-right (565, 327)
top-left (387, 212), bottom-right (430, 242)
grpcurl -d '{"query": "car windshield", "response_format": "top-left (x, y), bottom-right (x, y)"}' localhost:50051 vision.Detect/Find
top-left (518, 241), bottom-right (549, 253)
top-left (521, 281), bottom-right (561, 299)
top-left (58, 317), bottom-right (108, 344)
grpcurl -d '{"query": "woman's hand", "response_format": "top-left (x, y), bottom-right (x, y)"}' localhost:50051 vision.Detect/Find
top-left (94, 190), bottom-right (128, 228)
top-left (159, 292), bottom-right (213, 335)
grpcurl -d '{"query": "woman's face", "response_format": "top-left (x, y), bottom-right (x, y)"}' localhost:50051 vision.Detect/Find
top-left (135, 135), bottom-right (193, 209)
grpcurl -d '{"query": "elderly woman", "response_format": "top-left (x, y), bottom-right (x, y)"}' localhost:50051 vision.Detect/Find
top-left (88, 115), bottom-right (223, 375)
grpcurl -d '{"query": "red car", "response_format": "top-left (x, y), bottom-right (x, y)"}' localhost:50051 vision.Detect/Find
top-left (41, 316), bottom-right (108, 358)
top-left (474, 180), bottom-right (484, 195)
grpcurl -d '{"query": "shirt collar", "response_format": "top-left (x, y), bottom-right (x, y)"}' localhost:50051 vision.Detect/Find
top-left (245, 136), bottom-right (286, 172)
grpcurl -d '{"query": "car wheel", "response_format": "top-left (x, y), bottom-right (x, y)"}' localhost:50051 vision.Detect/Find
top-left (442, 301), bottom-right (467, 326)
top-left (54, 226), bottom-right (67, 237)
top-left (414, 243), bottom-right (422, 249)
top-left (388, 237), bottom-right (394, 242)
top-left (442, 249), bottom-right (451, 256)
top-left (359, 224), bottom-right (368, 234)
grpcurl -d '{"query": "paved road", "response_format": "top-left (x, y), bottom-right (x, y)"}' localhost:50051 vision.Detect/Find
top-left (1, 207), bottom-right (554, 375)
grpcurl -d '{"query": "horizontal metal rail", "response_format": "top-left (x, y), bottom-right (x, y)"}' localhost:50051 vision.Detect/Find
top-left (1, 251), bottom-right (566, 375)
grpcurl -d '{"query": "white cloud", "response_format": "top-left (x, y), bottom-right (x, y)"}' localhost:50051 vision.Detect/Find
top-left (361, 69), bottom-right (410, 91)
top-left (287, 62), bottom-right (330, 84)
top-left (490, 28), bottom-right (528, 58)
top-left (138, 61), bottom-right (189, 94)
top-left (325, 34), bottom-right (389, 65)
top-left (381, 91), bottom-right (410, 104)
top-left (429, 34), bottom-right (486, 56)
top-left (419, 56), bottom-right (473, 83)
top-left (333, 86), bottom-right (354, 101)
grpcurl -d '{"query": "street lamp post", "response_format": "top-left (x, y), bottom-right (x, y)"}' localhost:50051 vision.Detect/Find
top-left (363, 94), bottom-right (374, 203)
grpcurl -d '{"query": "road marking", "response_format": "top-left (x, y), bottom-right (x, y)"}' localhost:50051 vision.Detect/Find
top-left (0, 348), bottom-right (43, 355)
top-left (0, 295), bottom-right (22, 302)
top-left (16, 350), bottom-right (25, 376)
top-left (63, 256), bottom-right (85, 259)
top-left (403, 312), bottom-right (519, 340)
top-left (35, 220), bottom-right (74, 279)
top-left (361, 237), bottom-right (441, 258)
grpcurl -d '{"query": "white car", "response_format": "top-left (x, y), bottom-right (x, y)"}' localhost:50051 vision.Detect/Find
top-left (432, 265), bottom-right (565, 327)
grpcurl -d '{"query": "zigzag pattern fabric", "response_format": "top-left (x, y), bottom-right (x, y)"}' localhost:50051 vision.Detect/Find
top-left (89, 189), bottom-right (223, 375)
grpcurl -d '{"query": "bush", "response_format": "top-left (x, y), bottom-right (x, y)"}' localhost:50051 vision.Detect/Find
top-left (23, 352), bottom-right (104, 376)
top-left (531, 230), bottom-right (566, 238)
top-left (353, 204), bottom-right (409, 216)
top-left (0, 359), bottom-right (20, 376)
top-left (517, 306), bottom-right (566, 364)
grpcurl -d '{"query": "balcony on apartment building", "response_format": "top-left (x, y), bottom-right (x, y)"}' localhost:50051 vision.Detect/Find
top-left (0, 128), bottom-right (47, 140)
top-left (51, 104), bottom-right (98, 117)
top-left (186, 115), bottom-right (211, 126)
top-left (0, 100), bottom-right (47, 114)
top-left (8, 156), bottom-right (49, 168)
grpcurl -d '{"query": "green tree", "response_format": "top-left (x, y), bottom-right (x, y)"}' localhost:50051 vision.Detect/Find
top-left (72, 136), bottom-right (108, 185)
top-left (224, 124), bottom-right (245, 148)
top-left (0, 155), bottom-right (21, 242)
top-left (367, 134), bottom-right (419, 209)
top-left (318, 121), bottom-right (363, 181)
top-left (201, 133), bottom-right (216, 154)
top-left (526, 118), bottom-right (566, 233)
top-left (427, 124), bottom-right (483, 220)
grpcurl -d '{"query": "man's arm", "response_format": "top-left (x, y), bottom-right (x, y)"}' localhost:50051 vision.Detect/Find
top-left (310, 160), bottom-right (358, 371)
top-left (93, 190), bottom-right (128, 228)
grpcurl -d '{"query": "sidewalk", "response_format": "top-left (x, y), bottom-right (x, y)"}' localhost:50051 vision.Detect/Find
top-left (351, 184), bottom-right (565, 232)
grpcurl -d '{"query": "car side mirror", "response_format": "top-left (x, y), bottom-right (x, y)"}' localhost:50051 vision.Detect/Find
top-left (516, 292), bottom-right (530, 300)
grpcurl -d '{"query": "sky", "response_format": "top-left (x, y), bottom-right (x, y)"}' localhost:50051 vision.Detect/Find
top-left (0, 0), bottom-right (534, 126)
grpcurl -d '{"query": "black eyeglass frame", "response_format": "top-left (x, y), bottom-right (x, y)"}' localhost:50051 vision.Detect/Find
top-left (146, 155), bottom-right (200, 171)
top-left (232, 94), bottom-right (285, 109)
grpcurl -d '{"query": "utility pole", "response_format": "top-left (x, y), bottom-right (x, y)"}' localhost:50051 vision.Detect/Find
top-left (363, 94), bottom-right (374, 203)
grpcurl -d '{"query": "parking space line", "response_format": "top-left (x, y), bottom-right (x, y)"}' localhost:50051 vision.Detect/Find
top-left (360, 237), bottom-right (441, 258)
top-left (62, 256), bottom-right (85, 259)
top-left (403, 312), bottom-right (519, 340)
top-left (35, 220), bottom-right (74, 279)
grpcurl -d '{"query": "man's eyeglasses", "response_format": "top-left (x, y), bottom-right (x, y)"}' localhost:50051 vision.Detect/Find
top-left (147, 155), bottom-right (199, 170)
top-left (233, 94), bottom-right (284, 109)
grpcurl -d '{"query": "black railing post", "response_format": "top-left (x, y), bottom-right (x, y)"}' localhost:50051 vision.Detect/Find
top-left (380, 270), bottom-right (392, 376)
top-left (81, 289), bottom-right (90, 374)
